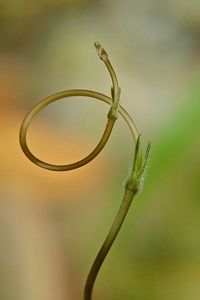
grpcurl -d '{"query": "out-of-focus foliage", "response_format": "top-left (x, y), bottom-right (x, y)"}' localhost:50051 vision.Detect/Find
top-left (0, 0), bottom-right (200, 300)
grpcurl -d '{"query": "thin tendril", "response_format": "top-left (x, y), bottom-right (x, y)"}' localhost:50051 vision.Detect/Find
top-left (19, 42), bottom-right (150, 300)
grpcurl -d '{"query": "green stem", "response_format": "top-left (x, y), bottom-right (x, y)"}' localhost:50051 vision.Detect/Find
top-left (84, 188), bottom-right (136, 300)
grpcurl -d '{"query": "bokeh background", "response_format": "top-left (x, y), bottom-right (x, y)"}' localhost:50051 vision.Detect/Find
top-left (1, 0), bottom-right (200, 299)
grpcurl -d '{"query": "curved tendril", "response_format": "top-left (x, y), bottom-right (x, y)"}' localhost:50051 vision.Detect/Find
top-left (19, 42), bottom-right (150, 300)
top-left (94, 41), bottom-right (119, 95)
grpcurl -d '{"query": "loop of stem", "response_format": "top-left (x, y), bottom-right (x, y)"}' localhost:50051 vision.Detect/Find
top-left (19, 42), bottom-right (150, 300)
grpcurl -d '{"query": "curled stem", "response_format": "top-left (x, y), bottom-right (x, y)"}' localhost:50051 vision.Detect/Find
top-left (19, 42), bottom-right (150, 300)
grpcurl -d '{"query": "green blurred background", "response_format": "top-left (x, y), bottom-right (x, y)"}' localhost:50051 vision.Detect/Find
top-left (1, 0), bottom-right (200, 299)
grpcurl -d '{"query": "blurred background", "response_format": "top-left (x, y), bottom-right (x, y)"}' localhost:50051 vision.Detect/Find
top-left (1, 0), bottom-right (200, 299)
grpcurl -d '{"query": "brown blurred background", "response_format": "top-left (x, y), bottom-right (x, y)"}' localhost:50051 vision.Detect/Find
top-left (0, 0), bottom-right (200, 299)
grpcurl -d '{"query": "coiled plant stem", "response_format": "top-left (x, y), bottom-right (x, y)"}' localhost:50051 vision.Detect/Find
top-left (19, 42), bottom-right (150, 300)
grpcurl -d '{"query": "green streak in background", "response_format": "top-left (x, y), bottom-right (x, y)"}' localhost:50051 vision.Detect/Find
top-left (144, 76), bottom-right (200, 194)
